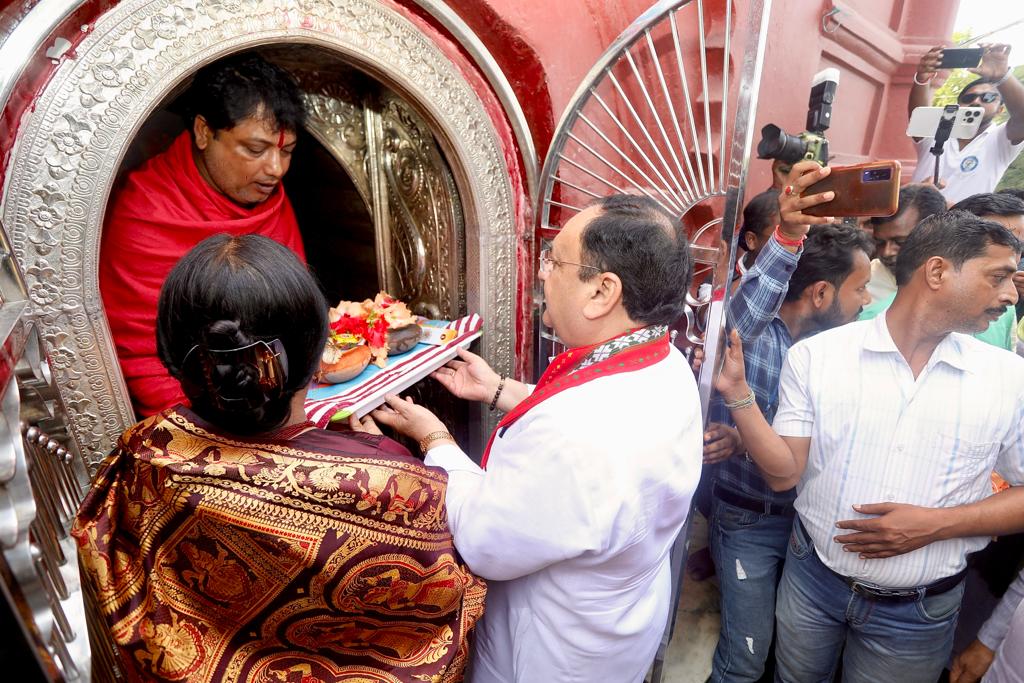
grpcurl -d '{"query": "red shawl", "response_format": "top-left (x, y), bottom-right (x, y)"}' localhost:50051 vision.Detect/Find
top-left (99, 132), bottom-right (306, 416)
top-left (72, 407), bottom-right (485, 683)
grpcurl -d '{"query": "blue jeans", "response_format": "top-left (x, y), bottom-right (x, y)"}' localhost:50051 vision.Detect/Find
top-left (709, 494), bottom-right (793, 682)
top-left (774, 517), bottom-right (965, 683)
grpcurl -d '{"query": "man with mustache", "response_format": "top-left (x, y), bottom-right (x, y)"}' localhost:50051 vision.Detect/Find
top-left (950, 193), bottom-right (1024, 351)
top-left (716, 209), bottom-right (1024, 682)
top-left (862, 192), bottom-right (1024, 352)
top-left (100, 52), bottom-right (306, 415)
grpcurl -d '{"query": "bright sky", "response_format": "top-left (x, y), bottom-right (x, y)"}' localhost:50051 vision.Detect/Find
top-left (954, 2), bottom-right (1024, 67)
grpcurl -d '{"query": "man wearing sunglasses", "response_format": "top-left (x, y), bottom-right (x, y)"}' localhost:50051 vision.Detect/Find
top-left (908, 43), bottom-right (1024, 203)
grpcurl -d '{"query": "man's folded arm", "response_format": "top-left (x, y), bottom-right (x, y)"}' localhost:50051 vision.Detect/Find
top-left (425, 414), bottom-right (606, 581)
top-left (928, 486), bottom-right (1024, 541)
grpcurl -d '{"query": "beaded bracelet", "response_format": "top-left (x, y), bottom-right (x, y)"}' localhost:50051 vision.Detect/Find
top-left (724, 390), bottom-right (756, 411)
top-left (489, 374), bottom-right (506, 411)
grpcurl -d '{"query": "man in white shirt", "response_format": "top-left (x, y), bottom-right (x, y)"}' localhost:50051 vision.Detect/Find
top-left (363, 194), bottom-right (703, 683)
top-left (716, 209), bottom-right (1024, 682)
top-left (909, 44), bottom-right (1024, 204)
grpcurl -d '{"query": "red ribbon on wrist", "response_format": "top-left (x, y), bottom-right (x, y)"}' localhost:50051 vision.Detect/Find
top-left (773, 225), bottom-right (805, 247)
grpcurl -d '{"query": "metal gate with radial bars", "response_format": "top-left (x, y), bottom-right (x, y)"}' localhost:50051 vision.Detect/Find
top-left (533, 1), bottom-right (772, 677)
top-left (536, 0), bottom-right (771, 416)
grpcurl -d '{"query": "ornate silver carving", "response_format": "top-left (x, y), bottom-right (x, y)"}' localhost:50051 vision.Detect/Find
top-left (374, 91), bottom-right (465, 320)
top-left (1, 0), bottom-right (518, 471)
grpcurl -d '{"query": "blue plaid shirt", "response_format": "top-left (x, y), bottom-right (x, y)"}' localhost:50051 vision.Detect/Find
top-left (709, 236), bottom-right (800, 505)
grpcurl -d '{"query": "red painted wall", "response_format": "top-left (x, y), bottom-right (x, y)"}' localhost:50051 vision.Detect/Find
top-left (747, 0), bottom-right (960, 189)
top-left (439, 0), bottom-right (961, 188)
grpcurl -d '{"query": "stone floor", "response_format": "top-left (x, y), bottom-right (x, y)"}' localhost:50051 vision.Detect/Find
top-left (657, 512), bottom-right (722, 683)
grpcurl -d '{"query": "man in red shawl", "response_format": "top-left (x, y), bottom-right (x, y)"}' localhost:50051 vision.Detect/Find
top-left (100, 52), bottom-right (307, 416)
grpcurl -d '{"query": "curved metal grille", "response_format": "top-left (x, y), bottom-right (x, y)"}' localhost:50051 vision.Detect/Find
top-left (536, 0), bottom-right (771, 412)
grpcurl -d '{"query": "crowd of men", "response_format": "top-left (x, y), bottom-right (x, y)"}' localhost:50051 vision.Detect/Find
top-left (699, 43), bottom-right (1024, 683)
top-left (81, 39), bottom-right (1024, 683)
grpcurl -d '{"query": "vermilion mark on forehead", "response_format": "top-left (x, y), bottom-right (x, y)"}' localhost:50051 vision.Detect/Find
top-left (277, 129), bottom-right (285, 149)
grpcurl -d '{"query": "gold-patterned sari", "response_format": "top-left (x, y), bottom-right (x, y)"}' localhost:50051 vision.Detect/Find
top-left (72, 407), bottom-right (485, 683)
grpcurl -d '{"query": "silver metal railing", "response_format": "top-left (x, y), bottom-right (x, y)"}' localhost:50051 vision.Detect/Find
top-left (535, 0), bottom-right (772, 415)
top-left (0, 216), bottom-right (98, 681)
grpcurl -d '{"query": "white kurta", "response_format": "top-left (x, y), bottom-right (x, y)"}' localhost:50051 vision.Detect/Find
top-left (426, 348), bottom-right (703, 683)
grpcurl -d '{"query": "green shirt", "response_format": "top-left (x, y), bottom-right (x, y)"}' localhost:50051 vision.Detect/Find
top-left (859, 293), bottom-right (1018, 351)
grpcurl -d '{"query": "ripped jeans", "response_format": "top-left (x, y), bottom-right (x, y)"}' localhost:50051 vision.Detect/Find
top-left (708, 493), bottom-right (793, 682)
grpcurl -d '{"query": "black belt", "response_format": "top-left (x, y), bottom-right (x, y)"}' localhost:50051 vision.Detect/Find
top-left (794, 517), bottom-right (967, 603)
top-left (713, 483), bottom-right (796, 518)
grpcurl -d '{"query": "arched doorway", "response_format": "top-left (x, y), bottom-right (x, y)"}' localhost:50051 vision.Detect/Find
top-left (1, 0), bottom-right (521, 470)
top-left (118, 44), bottom-right (467, 317)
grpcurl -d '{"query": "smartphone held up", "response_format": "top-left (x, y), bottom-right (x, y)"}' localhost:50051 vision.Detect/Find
top-left (801, 161), bottom-right (902, 218)
top-left (937, 47), bottom-right (983, 70)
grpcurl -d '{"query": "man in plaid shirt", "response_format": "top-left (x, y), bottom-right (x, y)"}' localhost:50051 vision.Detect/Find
top-left (706, 161), bottom-right (874, 683)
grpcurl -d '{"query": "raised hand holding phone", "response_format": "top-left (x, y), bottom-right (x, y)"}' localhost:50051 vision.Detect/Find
top-left (969, 43), bottom-right (1011, 80)
top-left (915, 46), bottom-right (943, 85)
top-left (801, 161), bottom-right (902, 218)
top-left (777, 160), bottom-right (835, 246)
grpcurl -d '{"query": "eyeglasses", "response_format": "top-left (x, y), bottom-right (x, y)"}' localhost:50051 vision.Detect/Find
top-left (538, 248), bottom-right (602, 274)
top-left (959, 91), bottom-right (1000, 105)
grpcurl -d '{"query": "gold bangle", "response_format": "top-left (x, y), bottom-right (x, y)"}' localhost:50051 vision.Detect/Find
top-left (419, 430), bottom-right (455, 454)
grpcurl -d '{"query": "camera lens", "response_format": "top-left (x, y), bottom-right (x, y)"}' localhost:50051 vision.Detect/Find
top-left (756, 124), bottom-right (809, 165)
top-left (862, 168), bottom-right (892, 182)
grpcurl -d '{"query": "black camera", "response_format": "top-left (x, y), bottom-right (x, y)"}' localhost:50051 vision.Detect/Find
top-left (757, 68), bottom-right (840, 166)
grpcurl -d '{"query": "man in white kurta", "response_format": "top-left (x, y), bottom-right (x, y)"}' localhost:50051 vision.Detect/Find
top-left (428, 339), bottom-right (701, 682)
top-left (366, 195), bottom-right (703, 682)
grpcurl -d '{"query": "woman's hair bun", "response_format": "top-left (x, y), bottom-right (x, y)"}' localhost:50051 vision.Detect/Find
top-left (157, 234), bottom-right (328, 435)
top-left (183, 319), bottom-right (290, 431)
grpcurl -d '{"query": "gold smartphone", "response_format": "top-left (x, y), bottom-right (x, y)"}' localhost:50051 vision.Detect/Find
top-left (802, 161), bottom-right (902, 218)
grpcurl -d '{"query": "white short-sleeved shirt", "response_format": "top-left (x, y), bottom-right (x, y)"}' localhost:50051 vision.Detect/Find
top-left (911, 121), bottom-right (1024, 204)
top-left (773, 314), bottom-right (1024, 588)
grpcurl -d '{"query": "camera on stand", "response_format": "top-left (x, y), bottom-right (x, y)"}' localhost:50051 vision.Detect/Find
top-left (756, 68), bottom-right (840, 167)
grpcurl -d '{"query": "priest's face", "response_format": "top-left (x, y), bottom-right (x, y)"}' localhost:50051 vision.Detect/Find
top-left (193, 110), bottom-right (297, 207)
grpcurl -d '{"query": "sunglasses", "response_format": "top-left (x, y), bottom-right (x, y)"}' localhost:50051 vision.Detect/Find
top-left (959, 91), bottom-right (1000, 105)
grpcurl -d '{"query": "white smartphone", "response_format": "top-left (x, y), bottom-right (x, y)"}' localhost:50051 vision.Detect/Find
top-left (907, 106), bottom-right (984, 140)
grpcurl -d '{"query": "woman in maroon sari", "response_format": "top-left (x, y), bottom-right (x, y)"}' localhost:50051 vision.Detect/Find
top-left (73, 234), bottom-right (484, 683)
